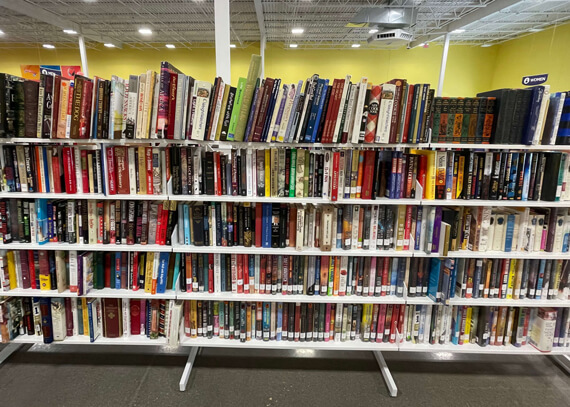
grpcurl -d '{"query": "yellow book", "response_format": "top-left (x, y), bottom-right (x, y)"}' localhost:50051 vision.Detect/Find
top-left (411, 149), bottom-right (436, 199)
top-left (506, 259), bottom-right (517, 299)
top-left (215, 84), bottom-right (230, 141)
top-left (395, 205), bottom-right (406, 251)
top-left (270, 148), bottom-right (279, 197)
top-left (456, 155), bottom-right (465, 198)
top-left (362, 304), bottom-right (373, 341)
top-left (6, 251), bottom-right (17, 290)
top-left (138, 146), bottom-right (147, 194)
top-left (264, 149), bottom-right (271, 197)
top-left (327, 256), bottom-right (335, 295)
top-left (144, 252), bottom-right (155, 293)
top-left (350, 150), bottom-right (359, 199)
top-left (190, 300), bottom-right (198, 338)
top-left (82, 298), bottom-right (90, 336)
top-left (143, 70), bottom-right (156, 138)
top-left (464, 306), bottom-right (472, 344)
top-left (333, 256), bottom-right (340, 295)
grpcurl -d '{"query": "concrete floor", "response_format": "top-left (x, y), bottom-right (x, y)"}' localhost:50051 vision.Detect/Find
top-left (0, 344), bottom-right (568, 407)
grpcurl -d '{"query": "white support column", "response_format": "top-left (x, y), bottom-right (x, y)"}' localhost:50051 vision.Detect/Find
top-left (0, 343), bottom-right (22, 365)
top-left (373, 351), bottom-right (398, 398)
top-left (179, 346), bottom-right (199, 391)
top-left (214, 0), bottom-right (231, 83)
top-left (260, 35), bottom-right (266, 79)
top-left (436, 33), bottom-right (451, 97)
top-left (78, 35), bottom-right (89, 77)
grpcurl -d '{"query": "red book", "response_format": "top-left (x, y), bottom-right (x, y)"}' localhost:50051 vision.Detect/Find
top-left (384, 304), bottom-right (393, 338)
top-left (397, 303), bottom-right (405, 343)
top-left (160, 203), bottom-right (169, 245)
top-left (132, 252), bottom-right (139, 291)
top-left (243, 255), bottom-right (249, 294)
top-left (28, 250), bottom-right (37, 289)
top-left (18, 251), bottom-right (30, 289)
top-left (321, 79), bottom-right (339, 143)
top-left (237, 254), bottom-right (244, 293)
top-left (208, 253), bottom-right (214, 293)
top-left (79, 79), bottom-right (93, 139)
top-left (294, 303), bottom-right (301, 342)
top-left (130, 299), bottom-right (141, 335)
top-left (401, 84), bottom-right (414, 143)
top-left (405, 155), bottom-right (414, 199)
top-left (62, 147), bottom-right (77, 194)
top-left (252, 78), bottom-right (274, 142)
top-left (404, 205), bottom-right (413, 250)
top-left (282, 303), bottom-right (288, 336)
top-left (64, 297), bottom-right (74, 336)
top-left (145, 147), bottom-right (153, 195)
top-left (38, 250), bottom-right (50, 290)
top-left (255, 203), bottom-right (263, 247)
top-left (387, 79), bottom-right (404, 143)
top-left (327, 79), bottom-right (345, 143)
top-left (389, 304), bottom-right (400, 343)
top-left (360, 150), bottom-right (376, 199)
top-left (259, 255), bottom-right (266, 294)
top-left (355, 151), bottom-right (365, 198)
top-left (330, 151), bottom-right (340, 201)
top-left (376, 304), bottom-right (387, 342)
top-left (417, 154), bottom-right (427, 197)
top-left (381, 257), bottom-right (390, 295)
top-left (106, 147), bottom-right (116, 194)
top-left (214, 152), bottom-right (222, 196)
top-left (166, 73), bottom-right (178, 140)
top-left (102, 298), bottom-right (122, 338)
top-left (498, 259), bottom-right (510, 299)
top-left (156, 203), bottom-right (164, 245)
top-left (80, 149), bottom-right (89, 193)
top-left (34, 148), bottom-right (42, 193)
top-left (114, 146), bottom-right (129, 195)
top-left (51, 148), bottom-right (62, 193)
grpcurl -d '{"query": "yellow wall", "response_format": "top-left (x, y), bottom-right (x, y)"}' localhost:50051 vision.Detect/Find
top-left (491, 23), bottom-right (570, 92)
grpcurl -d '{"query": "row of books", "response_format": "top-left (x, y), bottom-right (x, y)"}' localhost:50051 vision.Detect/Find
top-left (0, 250), bottom-right (180, 295)
top-left (404, 304), bottom-right (570, 351)
top-left (407, 257), bottom-right (570, 302)
top-left (0, 199), bottom-right (176, 246)
top-left (429, 150), bottom-right (567, 202)
top-left (0, 296), bottom-right (183, 345)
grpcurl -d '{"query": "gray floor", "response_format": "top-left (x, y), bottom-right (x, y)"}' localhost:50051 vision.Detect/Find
top-left (0, 344), bottom-right (568, 407)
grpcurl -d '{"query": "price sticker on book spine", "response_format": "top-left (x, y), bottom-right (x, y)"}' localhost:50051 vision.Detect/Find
top-left (193, 282), bottom-right (198, 290)
top-left (214, 327), bottom-right (219, 335)
top-left (240, 332), bottom-right (246, 340)
top-left (363, 331), bottom-right (370, 339)
top-left (357, 286), bottom-right (362, 294)
top-left (191, 329), bottom-right (197, 336)
top-left (548, 289), bottom-right (554, 296)
top-left (514, 288), bottom-right (520, 297)
top-left (376, 286), bottom-right (382, 294)
top-left (271, 330), bottom-right (276, 338)
top-left (479, 284), bottom-right (484, 292)
top-left (422, 286), bottom-right (427, 293)
top-left (397, 286), bottom-right (403, 294)
top-left (467, 287), bottom-right (472, 295)
top-left (255, 283), bottom-right (259, 291)
top-left (536, 289), bottom-right (542, 297)
top-left (294, 332), bottom-right (300, 338)
top-left (237, 279), bottom-right (243, 287)
top-left (363, 239), bottom-right (369, 247)
top-left (319, 332), bottom-right (324, 339)
top-left (363, 287), bottom-right (369, 295)
top-left (307, 332), bottom-right (312, 339)
top-left (410, 287), bottom-right (416, 294)
top-left (371, 332), bottom-right (376, 340)
top-left (484, 288), bottom-right (489, 296)
top-left (263, 331), bottom-right (269, 339)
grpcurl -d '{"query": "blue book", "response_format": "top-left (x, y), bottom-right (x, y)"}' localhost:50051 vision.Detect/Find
top-left (87, 298), bottom-right (101, 343)
top-left (521, 153), bottom-right (532, 201)
top-left (536, 259), bottom-right (545, 295)
top-left (336, 207), bottom-right (343, 249)
top-left (557, 93), bottom-right (570, 140)
top-left (315, 256), bottom-right (321, 295)
top-left (445, 152), bottom-right (454, 198)
top-left (262, 302), bottom-right (270, 341)
top-left (156, 252), bottom-right (170, 293)
top-left (431, 206), bottom-right (443, 253)
top-left (91, 86), bottom-right (99, 138)
top-left (262, 203), bottom-right (272, 248)
top-left (396, 258), bottom-right (406, 297)
top-left (261, 79), bottom-right (281, 142)
top-left (448, 258), bottom-right (458, 299)
top-left (395, 151), bottom-right (402, 199)
top-left (522, 86), bottom-right (545, 145)
top-left (41, 147), bottom-right (50, 192)
top-left (415, 84), bottom-right (429, 143)
top-left (472, 259), bottom-right (482, 299)
top-left (388, 154), bottom-right (397, 199)
top-left (414, 206), bottom-right (423, 251)
top-left (172, 253), bottom-right (180, 290)
top-left (36, 199), bottom-right (48, 244)
top-left (114, 252), bottom-right (121, 289)
top-left (243, 78), bottom-right (261, 142)
top-left (507, 153), bottom-right (519, 199)
top-left (249, 255), bottom-right (255, 289)
top-left (183, 204), bottom-right (191, 245)
top-left (504, 214), bottom-right (516, 252)
top-left (276, 303), bottom-right (283, 341)
top-left (310, 80), bottom-right (329, 142)
top-left (427, 258), bottom-right (441, 302)
top-left (304, 78), bottom-right (327, 142)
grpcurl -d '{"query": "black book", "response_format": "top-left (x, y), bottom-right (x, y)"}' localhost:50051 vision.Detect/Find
top-left (236, 154), bottom-right (242, 196)
top-left (315, 86), bottom-right (332, 142)
top-left (476, 89), bottom-right (516, 144)
top-left (203, 151), bottom-right (215, 195)
top-left (192, 205), bottom-right (204, 246)
top-left (541, 152), bottom-right (562, 201)
top-left (533, 153), bottom-right (547, 200)
top-left (279, 204), bottom-right (287, 248)
top-left (298, 75), bottom-right (319, 141)
top-left (203, 203), bottom-right (210, 247)
top-left (102, 80), bottom-right (111, 139)
top-left (515, 153), bottom-right (526, 200)
top-left (270, 204), bottom-right (280, 248)
top-left (509, 89), bottom-right (533, 144)
top-left (316, 153), bottom-right (324, 197)
top-left (22, 200), bottom-right (30, 242)
top-left (240, 151), bottom-right (247, 196)
top-left (219, 154), bottom-right (227, 195)
top-left (489, 152), bottom-right (502, 200)
top-left (165, 202), bottom-right (176, 246)
top-left (219, 86), bottom-right (236, 141)
top-left (474, 97), bottom-right (488, 144)
top-left (475, 153), bottom-right (484, 199)
top-left (215, 203), bottom-right (222, 246)
top-left (527, 153), bottom-right (539, 200)
top-left (463, 152), bottom-right (474, 200)
top-left (171, 146), bottom-right (181, 195)
top-left (288, 302), bottom-right (295, 341)
top-left (237, 204), bottom-right (244, 246)
top-left (127, 201), bottom-right (136, 243)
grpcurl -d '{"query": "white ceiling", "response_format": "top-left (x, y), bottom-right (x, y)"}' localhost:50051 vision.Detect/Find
top-left (0, 0), bottom-right (568, 49)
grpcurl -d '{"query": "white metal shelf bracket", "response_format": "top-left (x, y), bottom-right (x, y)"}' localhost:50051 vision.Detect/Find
top-left (373, 351), bottom-right (398, 398)
top-left (551, 354), bottom-right (570, 375)
top-left (0, 343), bottom-right (22, 366)
top-left (179, 346), bottom-right (200, 391)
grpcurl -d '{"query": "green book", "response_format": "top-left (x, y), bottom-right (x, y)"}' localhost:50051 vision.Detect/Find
top-left (289, 149), bottom-right (297, 197)
top-left (303, 149), bottom-right (310, 197)
top-left (233, 55), bottom-right (262, 142)
top-left (227, 77), bottom-right (246, 140)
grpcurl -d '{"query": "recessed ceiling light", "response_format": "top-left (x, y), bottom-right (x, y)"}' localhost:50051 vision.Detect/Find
top-left (529, 28), bottom-right (543, 32)
top-left (352, 44), bottom-right (361, 48)
top-left (369, 29), bottom-right (378, 34)
top-left (138, 28), bottom-right (153, 35)
top-left (0, 30), bottom-right (4, 35)
top-left (230, 44), bottom-right (236, 48)
top-left (104, 43), bottom-right (115, 48)
top-left (289, 44), bottom-right (298, 48)
top-left (452, 29), bottom-right (465, 33)
top-left (43, 44), bottom-right (55, 49)
top-left (166, 44), bottom-right (175, 49)
top-left (291, 28), bottom-right (304, 34)
top-left (63, 29), bottom-right (77, 35)
top-left (481, 43), bottom-right (492, 47)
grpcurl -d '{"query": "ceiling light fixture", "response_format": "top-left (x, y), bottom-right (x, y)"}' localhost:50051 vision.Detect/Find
top-left (43, 44), bottom-right (55, 49)
top-left (291, 28), bottom-right (304, 34)
top-left (104, 43), bottom-right (115, 48)
top-left (369, 29), bottom-right (378, 34)
top-left (0, 30), bottom-right (4, 35)
top-left (529, 28), bottom-right (543, 32)
top-left (452, 29), bottom-right (465, 34)
top-left (166, 44), bottom-right (175, 49)
top-left (352, 44), bottom-right (361, 48)
top-left (289, 44), bottom-right (298, 48)
top-left (138, 28), bottom-right (153, 35)
top-left (481, 43), bottom-right (492, 47)
top-left (63, 29), bottom-right (77, 35)
top-left (230, 44), bottom-right (236, 48)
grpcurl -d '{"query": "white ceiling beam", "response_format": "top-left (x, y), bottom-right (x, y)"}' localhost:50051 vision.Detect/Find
top-left (253, 0), bottom-right (266, 78)
top-left (0, 0), bottom-right (123, 47)
top-left (409, 0), bottom-right (523, 48)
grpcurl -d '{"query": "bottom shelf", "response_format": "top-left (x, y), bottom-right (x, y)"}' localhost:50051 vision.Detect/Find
top-left (11, 334), bottom-right (168, 346)
top-left (398, 341), bottom-right (570, 355)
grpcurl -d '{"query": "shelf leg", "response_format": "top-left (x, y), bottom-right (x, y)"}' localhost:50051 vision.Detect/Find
top-left (0, 343), bottom-right (22, 366)
top-left (179, 346), bottom-right (199, 392)
top-left (551, 354), bottom-right (570, 375)
top-left (373, 351), bottom-right (398, 398)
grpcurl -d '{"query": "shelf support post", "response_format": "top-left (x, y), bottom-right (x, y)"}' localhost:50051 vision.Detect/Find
top-left (78, 35), bottom-right (89, 77)
top-left (436, 33), bottom-right (450, 97)
top-left (214, 0), bottom-right (231, 84)
top-left (0, 343), bottom-right (22, 366)
top-left (373, 351), bottom-right (398, 398)
top-left (551, 354), bottom-right (570, 375)
top-left (179, 346), bottom-right (199, 391)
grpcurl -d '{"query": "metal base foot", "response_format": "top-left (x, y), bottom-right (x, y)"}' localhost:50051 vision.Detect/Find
top-left (179, 347), bottom-right (199, 391)
top-left (373, 351), bottom-right (398, 398)
top-left (551, 354), bottom-right (570, 375)
top-left (0, 343), bottom-right (22, 366)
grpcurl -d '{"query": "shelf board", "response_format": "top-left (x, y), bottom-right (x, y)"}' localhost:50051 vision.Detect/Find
top-left (430, 143), bottom-right (570, 151)
top-left (421, 199), bottom-right (570, 207)
top-left (179, 336), bottom-right (399, 351)
top-left (172, 244), bottom-right (412, 257)
top-left (163, 140), bottom-right (430, 149)
top-left (398, 341), bottom-right (570, 355)
top-left (11, 334), bottom-right (168, 346)
top-left (415, 250), bottom-right (570, 259)
top-left (169, 194), bottom-right (418, 205)
top-left (176, 291), bottom-right (405, 304)
top-left (0, 192), bottom-right (106, 200)
top-left (448, 296), bottom-right (570, 307)
top-left (2, 287), bottom-right (176, 299)
top-left (0, 242), bottom-right (171, 252)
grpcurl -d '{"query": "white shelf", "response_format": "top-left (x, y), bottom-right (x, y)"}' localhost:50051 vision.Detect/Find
top-left (12, 334), bottom-right (168, 346)
top-left (171, 244), bottom-right (412, 257)
top-left (431, 143), bottom-right (570, 151)
top-left (2, 287), bottom-right (176, 299)
top-left (176, 291), bottom-right (405, 304)
top-left (110, 194), bottom-right (169, 201)
top-left (415, 250), bottom-right (570, 259)
top-left (404, 295), bottom-right (435, 305)
top-left (0, 242), bottom-right (171, 252)
top-left (448, 296), bottom-right (570, 307)
top-left (179, 336), bottom-right (399, 351)
top-left (0, 192), bottom-right (106, 200)
top-left (161, 139), bottom-right (430, 149)
top-left (169, 194), bottom-right (418, 205)
top-left (398, 341), bottom-right (570, 355)
top-left (1, 137), bottom-right (167, 145)
top-left (421, 199), bottom-right (570, 207)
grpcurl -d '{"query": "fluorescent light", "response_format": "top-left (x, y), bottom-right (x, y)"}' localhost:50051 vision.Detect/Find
top-left (43, 44), bottom-right (55, 49)
top-left (418, 43), bottom-right (425, 47)
top-left (481, 43), bottom-right (492, 47)
top-left (166, 44), bottom-right (175, 49)
top-left (352, 44), bottom-right (361, 48)
top-left (63, 29), bottom-right (77, 35)
top-left (230, 44), bottom-right (236, 48)
top-left (289, 44), bottom-right (298, 48)
top-left (138, 28), bottom-right (153, 35)
top-left (369, 29), bottom-right (378, 34)
top-left (529, 28), bottom-right (543, 32)
top-left (291, 28), bottom-right (304, 34)
top-left (452, 29), bottom-right (465, 34)
top-left (104, 43), bottom-right (115, 48)
top-left (0, 30), bottom-right (4, 35)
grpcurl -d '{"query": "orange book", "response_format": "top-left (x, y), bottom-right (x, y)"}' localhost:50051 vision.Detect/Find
top-left (355, 151), bottom-right (365, 198)
top-left (320, 256), bottom-right (329, 294)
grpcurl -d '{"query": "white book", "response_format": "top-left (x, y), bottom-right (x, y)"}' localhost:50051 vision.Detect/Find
top-left (277, 84), bottom-right (296, 142)
top-left (210, 204), bottom-right (216, 249)
top-left (533, 85), bottom-right (551, 144)
top-left (479, 207), bottom-right (492, 252)
top-left (517, 208), bottom-right (530, 252)
top-left (338, 151), bottom-right (346, 201)
top-left (493, 213), bottom-right (506, 251)
top-left (296, 205), bottom-right (305, 251)
top-left (174, 74), bottom-right (186, 140)
top-left (141, 71), bottom-right (155, 139)
top-left (553, 209), bottom-right (566, 253)
top-left (375, 83), bottom-right (395, 143)
top-left (344, 83), bottom-right (358, 141)
top-left (246, 149), bottom-right (253, 196)
top-left (308, 206), bottom-right (315, 249)
top-left (369, 205), bottom-right (379, 250)
top-left (127, 147), bottom-right (137, 195)
top-left (29, 201), bottom-right (36, 244)
top-left (322, 151), bottom-right (331, 199)
top-left (149, 75), bottom-right (160, 139)
top-left (69, 251), bottom-right (78, 293)
top-left (87, 200), bottom-right (97, 244)
top-left (208, 79), bottom-right (225, 140)
top-left (180, 77), bottom-right (191, 140)
top-left (74, 147), bottom-right (83, 193)
top-left (135, 73), bottom-right (146, 139)
top-left (332, 75), bottom-right (351, 142)
top-left (191, 81), bottom-right (212, 140)
top-left (214, 253), bottom-right (221, 293)
top-left (351, 205), bottom-right (360, 250)
top-left (121, 78), bottom-right (129, 136)
top-left (285, 80), bottom-right (304, 143)
top-left (193, 147), bottom-right (202, 194)
top-left (268, 84), bottom-right (286, 142)
top-left (548, 92), bottom-right (566, 145)
top-left (351, 77), bottom-right (368, 143)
